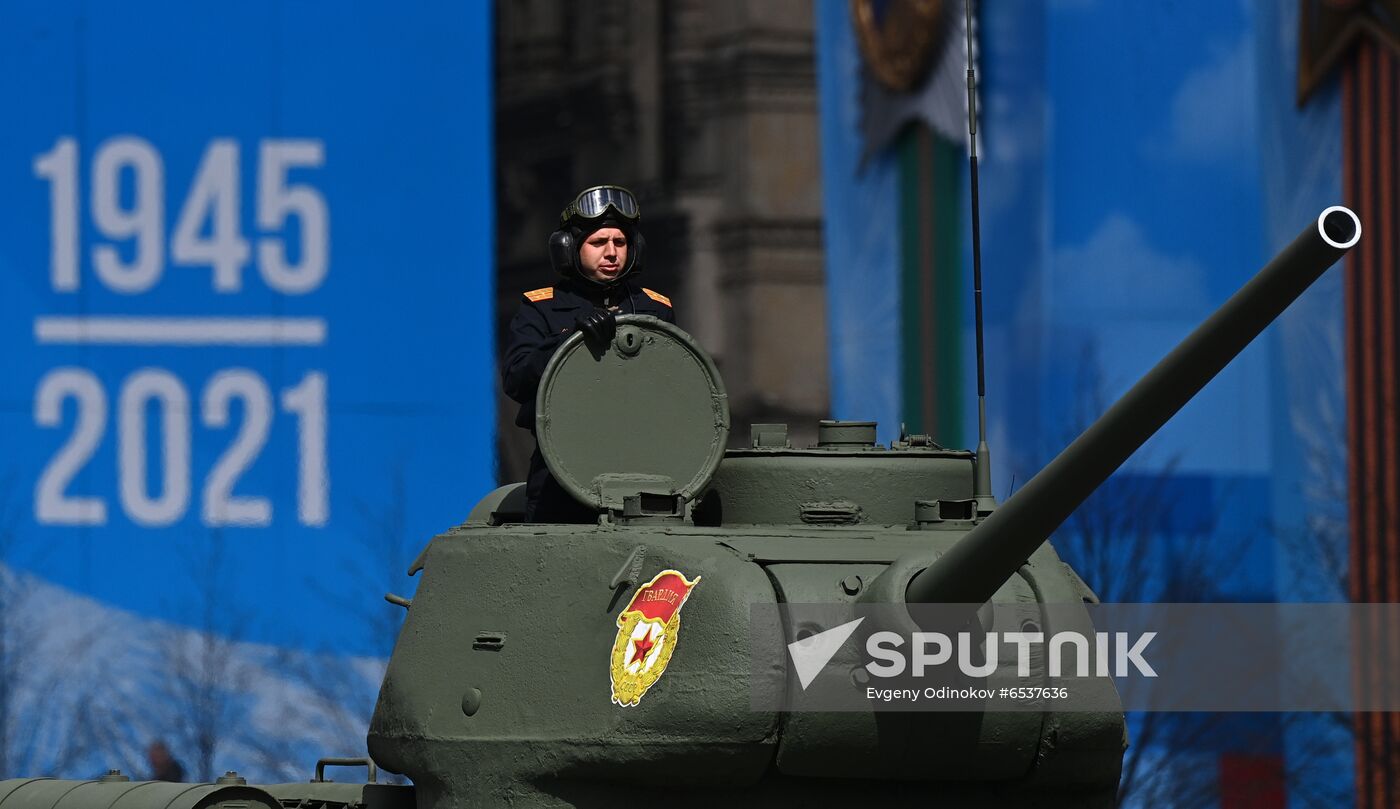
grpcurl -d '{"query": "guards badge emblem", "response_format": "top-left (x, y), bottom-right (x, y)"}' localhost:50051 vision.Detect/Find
top-left (609, 569), bottom-right (700, 707)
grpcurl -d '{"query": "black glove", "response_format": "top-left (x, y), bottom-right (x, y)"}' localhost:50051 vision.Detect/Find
top-left (575, 308), bottom-right (617, 349)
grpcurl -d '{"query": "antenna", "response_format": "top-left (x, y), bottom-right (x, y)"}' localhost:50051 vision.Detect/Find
top-left (964, 0), bottom-right (995, 515)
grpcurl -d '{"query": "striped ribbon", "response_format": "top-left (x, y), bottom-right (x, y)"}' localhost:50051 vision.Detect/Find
top-left (1345, 37), bottom-right (1400, 809)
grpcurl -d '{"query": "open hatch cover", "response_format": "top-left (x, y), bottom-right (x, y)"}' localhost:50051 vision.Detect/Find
top-left (536, 315), bottom-right (730, 512)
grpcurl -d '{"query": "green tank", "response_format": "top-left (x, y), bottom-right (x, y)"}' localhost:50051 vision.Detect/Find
top-left (0, 206), bottom-right (1360, 808)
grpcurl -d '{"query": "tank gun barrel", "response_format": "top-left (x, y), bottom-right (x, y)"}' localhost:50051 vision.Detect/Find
top-left (905, 206), bottom-right (1361, 606)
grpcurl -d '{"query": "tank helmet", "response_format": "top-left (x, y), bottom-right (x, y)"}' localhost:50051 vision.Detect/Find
top-left (548, 185), bottom-right (646, 284)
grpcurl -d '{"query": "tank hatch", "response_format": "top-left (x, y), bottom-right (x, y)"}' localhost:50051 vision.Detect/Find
top-left (536, 315), bottom-right (730, 515)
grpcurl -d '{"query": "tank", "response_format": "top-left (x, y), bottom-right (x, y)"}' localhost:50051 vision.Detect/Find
top-left (0, 206), bottom-right (1361, 808)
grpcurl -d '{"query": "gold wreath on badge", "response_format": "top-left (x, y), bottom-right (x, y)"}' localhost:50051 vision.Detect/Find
top-left (851, 0), bottom-right (946, 92)
top-left (609, 569), bottom-right (700, 707)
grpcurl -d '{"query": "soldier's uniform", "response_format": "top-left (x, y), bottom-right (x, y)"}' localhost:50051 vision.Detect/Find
top-left (502, 278), bottom-right (675, 522)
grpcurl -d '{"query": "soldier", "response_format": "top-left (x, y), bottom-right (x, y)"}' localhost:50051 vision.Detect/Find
top-left (502, 185), bottom-right (675, 522)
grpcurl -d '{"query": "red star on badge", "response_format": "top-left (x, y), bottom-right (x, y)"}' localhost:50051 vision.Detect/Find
top-left (630, 634), bottom-right (655, 665)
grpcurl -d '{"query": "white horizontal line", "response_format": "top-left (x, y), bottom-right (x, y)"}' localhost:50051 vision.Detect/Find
top-left (34, 317), bottom-right (327, 346)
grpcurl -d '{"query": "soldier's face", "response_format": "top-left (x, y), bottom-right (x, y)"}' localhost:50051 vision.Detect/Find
top-left (578, 227), bottom-right (628, 283)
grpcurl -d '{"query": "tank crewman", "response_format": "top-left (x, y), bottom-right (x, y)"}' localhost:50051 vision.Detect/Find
top-left (502, 185), bottom-right (676, 522)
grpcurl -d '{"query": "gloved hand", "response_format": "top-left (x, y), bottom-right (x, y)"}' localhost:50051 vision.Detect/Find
top-left (575, 307), bottom-right (617, 349)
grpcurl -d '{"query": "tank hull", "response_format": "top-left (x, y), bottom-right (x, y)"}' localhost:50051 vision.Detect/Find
top-left (367, 522), bottom-right (1124, 808)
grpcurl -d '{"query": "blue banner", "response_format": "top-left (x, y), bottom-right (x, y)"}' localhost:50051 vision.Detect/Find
top-left (817, 0), bottom-right (1351, 803)
top-left (0, 1), bottom-right (494, 658)
top-left (815, 0), bottom-right (902, 441)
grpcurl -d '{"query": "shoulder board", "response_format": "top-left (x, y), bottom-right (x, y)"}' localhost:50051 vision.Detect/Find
top-left (523, 287), bottom-right (554, 302)
top-left (642, 288), bottom-right (672, 307)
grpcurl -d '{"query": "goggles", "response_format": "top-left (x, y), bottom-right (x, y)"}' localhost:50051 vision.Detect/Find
top-left (561, 185), bottom-right (640, 224)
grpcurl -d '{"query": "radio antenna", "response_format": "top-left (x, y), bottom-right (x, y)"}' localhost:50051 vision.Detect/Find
top-left (964, 0), bottom-right (995, 515)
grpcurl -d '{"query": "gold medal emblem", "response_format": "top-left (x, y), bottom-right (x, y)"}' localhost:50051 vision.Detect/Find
top-left (609, 569), bottom-right (700, 707)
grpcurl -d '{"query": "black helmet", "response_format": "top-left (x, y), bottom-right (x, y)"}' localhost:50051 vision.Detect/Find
top-left (548, 185), bottom-right (646, 284)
